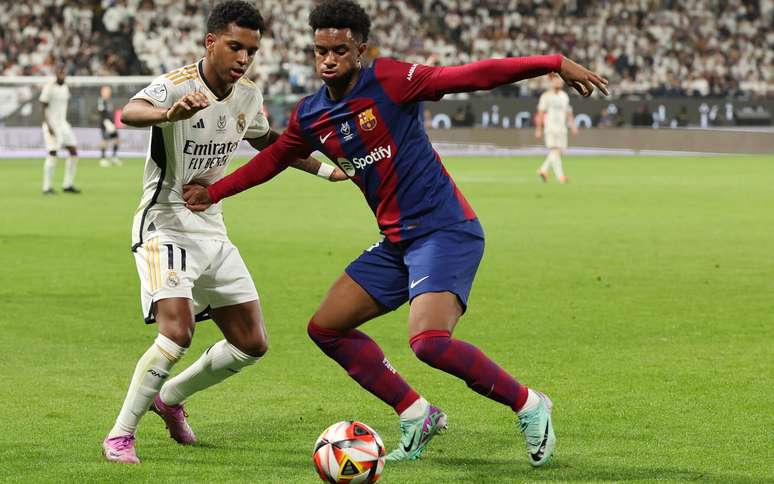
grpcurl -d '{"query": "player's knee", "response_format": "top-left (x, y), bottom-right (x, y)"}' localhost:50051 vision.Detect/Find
top-left (409, 330), bottom-right (451, 363)
top-left (161, 326), bottom-right (193, 348)
top-left (307, 319), bottom-right (340, 347)
top-left (239, 337), bottom-right (268, 358)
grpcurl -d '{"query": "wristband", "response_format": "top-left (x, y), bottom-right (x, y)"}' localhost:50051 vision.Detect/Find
top-left (316, 163), bottom-right (335, 179)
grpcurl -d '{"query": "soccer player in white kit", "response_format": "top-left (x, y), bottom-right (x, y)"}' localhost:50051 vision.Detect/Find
top-left (102, 1), bottom-right (345, 464)
top-left (535, 73), bottom-right (577, 184)
top-left (40, 65), bottom-right (80, 194)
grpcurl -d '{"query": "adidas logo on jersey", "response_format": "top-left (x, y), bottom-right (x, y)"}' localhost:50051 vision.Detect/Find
top-left (193, 119), bottom-right (205, 129)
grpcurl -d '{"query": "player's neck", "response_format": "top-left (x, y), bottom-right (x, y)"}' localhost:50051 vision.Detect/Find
top-left (325, 67), bottom-right (361, 102)
top-left (201, 58), bottom-right (233, 100)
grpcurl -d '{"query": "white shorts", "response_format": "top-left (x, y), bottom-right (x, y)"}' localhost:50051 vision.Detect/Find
top-left (42, 122), bottom-right (77, 152)
top-left (134, 235), bottom-right (259, 323)
top-left (545, 129), bottom-right (568, 150)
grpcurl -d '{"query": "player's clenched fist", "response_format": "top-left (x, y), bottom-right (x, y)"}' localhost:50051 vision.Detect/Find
top-left (182, 183), bottom-right (212, 211)
top-left (558, 57), bottom-right (609, 97)
top-left (166, 92), bottom-right (210, 122)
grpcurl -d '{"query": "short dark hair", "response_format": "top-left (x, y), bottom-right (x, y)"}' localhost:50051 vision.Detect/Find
top-left (308, 0), bottom-right (371, 43)
top-left (207, 0), bottom-right (265, 34)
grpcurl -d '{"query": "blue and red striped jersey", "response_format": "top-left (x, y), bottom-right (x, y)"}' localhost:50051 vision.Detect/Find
top-left (288, 58), bottom-right (476, 242)
top-left (208, 55), bottom-right (563, 242)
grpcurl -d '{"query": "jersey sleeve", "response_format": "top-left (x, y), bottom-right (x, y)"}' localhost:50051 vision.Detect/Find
top-left (131, 75), bottom-right (176, 109)
top-left (208, 104), bottom-right (313, 203)
top-left (374, 58), bottom-right (444, 104)
top-left (375, 55), bottom-right (563, 105)
top-left (243, 89), bottom-right (270, 139)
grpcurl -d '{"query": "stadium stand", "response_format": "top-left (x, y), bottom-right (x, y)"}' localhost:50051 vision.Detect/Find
top-left (0, 0), bottom-right (771, 97)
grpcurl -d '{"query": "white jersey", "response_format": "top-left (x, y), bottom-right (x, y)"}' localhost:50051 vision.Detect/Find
top-left (39, 80), bottom-right (71, 126)
top-left (537, 89), bottom-right (571, 132)
top-left (130, 60), bottom-right (270, 250)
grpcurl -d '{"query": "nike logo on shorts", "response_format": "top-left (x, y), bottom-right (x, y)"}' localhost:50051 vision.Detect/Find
top-left (410, 276), bottom-right (430, 289)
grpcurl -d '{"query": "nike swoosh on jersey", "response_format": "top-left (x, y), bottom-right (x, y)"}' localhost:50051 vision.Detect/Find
top-left (410, 276), bottom-right (430, 289)
top-left (319, 131), bottom-right (333, 144)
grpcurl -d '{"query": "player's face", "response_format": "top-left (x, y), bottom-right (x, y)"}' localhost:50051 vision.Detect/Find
top-left (100, 86), bottom-right (112, 98)
top-left (206, 23), bottom-right (261, 85)
top-left (551, 75), bottom-right (564, 90)
top-left (313, 28), bottom-right (366, 89)
top-left (55, 68), bottom-right (66, 85)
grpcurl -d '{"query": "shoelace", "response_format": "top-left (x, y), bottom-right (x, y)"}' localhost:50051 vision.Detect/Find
top-left (112, 436), bottom-right (134, 451)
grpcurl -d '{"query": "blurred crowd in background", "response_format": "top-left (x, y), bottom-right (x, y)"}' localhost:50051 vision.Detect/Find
top-left (1, 0), bottom-right (772, 98)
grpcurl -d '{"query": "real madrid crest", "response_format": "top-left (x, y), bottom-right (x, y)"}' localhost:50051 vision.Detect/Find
top-left (358, 108), bottom-right (377, 131)
top-left (237, 112), bottom-right (246, 132)
top-left (167, 271), bottom-right (180, 288)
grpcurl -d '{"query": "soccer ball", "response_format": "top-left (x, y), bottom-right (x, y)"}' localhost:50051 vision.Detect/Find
top-left (313, 421), bottom-right (385, 483)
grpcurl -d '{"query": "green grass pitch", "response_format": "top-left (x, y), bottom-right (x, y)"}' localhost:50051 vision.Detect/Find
top-left (0, 154), bottom-right (772, 483)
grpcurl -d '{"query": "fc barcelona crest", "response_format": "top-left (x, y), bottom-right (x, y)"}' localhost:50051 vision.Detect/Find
top-left (358, 108), bottom-right (377, 131)
top-left (237, 112), bottom-right (246, 132)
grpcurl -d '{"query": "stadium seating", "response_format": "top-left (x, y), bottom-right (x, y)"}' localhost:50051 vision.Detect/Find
top-left (1, 0), bottom-right (771, 97)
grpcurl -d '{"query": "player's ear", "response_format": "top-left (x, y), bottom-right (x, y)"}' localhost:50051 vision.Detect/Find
top-left (204, 32), bottom-right (217, 51)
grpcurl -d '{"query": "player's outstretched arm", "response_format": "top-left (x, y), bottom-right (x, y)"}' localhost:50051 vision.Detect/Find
top-left (121, 93), bottom-right (210, 128)
top-left (247, 130), bottom-right (347, 182)
top-left (558, 57), bottom-right (609, 97)
top-left (380, 55), bottom-right (608, 103)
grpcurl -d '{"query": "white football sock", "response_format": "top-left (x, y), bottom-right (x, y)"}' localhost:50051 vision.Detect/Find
top-left (517, 388), bottom-right (541, 416)
top-left (43, 156), bottom-right (56, 191)
top-left (159, 339), bottom-right (259, 406)
top-left (550, 151), bottom-right (565, 179)
top-left (63, 156), bottom-right (77, 188)
top-left (539, 156), bottom-right (551, 174)
top-left (108, 334), bottom-right (186, 438)
top-left (399, 396), bottom-right (429, 421)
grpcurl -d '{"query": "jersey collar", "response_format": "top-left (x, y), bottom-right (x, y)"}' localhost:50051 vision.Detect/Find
top-left (197, 59), bottom-right (234, 102)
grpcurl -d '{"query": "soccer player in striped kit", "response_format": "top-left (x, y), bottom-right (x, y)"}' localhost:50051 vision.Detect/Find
top-left (184, 0), bottom-right (608, 467)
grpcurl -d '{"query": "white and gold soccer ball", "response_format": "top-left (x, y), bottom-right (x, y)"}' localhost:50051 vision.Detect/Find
top-left (313, 421), bottom-right (385, 483)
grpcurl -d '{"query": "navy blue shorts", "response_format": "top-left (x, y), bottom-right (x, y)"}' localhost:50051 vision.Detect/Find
top-left (345, 219), bottom-right (485, 312)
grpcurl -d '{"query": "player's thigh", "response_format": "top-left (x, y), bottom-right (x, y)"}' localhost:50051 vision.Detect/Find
top-left (211, 300), bottom-right (267, 357)
top-left (545, 130), bottom-right (567, 150)
top-left (197, 240), bottom-right (259, 313)
top-left (314, 237), bottom-right (410, 331)
top-left (42, 125), bottom-right (59, 152)
top-left (312, 272), bottom-right (390, 331)
top-left (405, 220), bottom-right (485, 337)
top-left (60, 123), bottom-right (77, 150)
top-left (154, 297), bottom-right (196, 347)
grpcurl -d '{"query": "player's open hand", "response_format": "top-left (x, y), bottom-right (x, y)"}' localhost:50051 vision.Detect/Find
top-left (559, 57), bottom-right (609, 97)
top-left (329, 166), bottom-right (349, 182)
top-left (183, 183), bottom-right (212, 211)
top-left (166, 92), bottom-right (210, 122)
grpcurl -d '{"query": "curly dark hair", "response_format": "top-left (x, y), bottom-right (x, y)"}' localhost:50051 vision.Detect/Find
top-left (207, 0), bottom-right (265, 34)
top-left (308, 0), bottom-right (371, 42)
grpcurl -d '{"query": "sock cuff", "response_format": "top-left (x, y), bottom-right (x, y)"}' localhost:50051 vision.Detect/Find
top-left (409, 330), bottom-right (451, 349)
top-left (395, 390), bottom-right (422, 415)
top-left (222, 340), bottom-right (259, 364)
top-left (308, 319), bottom-right (345, 338)
top-left (155, 334), bottom-right (187, 362)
